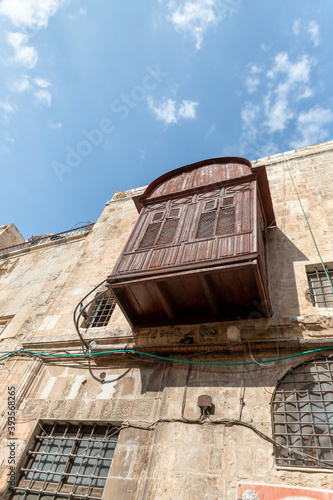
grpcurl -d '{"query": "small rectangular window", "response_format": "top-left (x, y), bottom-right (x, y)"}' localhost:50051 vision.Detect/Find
top-left (84, 292), bottom-right (116, 328)
top-left (138, 208), bottom-right (181, 249)
top-left (307, 267), bottom-right (333, 309)
top-left (216, 206), bottom-right (236, 236)
top-left (0, 315), bottom-right (13, 337)
top-left (195, 200), bottom-right (236, 240)
top-left (195, 210), bottom-right (216, 239)
top-left (12, 423), bottom-right (119, 499)
top-left (138, 221), bottom-right (162, 249)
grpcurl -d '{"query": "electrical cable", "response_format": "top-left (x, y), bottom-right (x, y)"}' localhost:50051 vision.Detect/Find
top-left (1, 346), bottom-right (333, 365)
top-left (120, 416), bottom-right (333, 470)
top-left (282, 154), bottom-right (333, 295)
top-left (73, 278), bottom-right (108, 349)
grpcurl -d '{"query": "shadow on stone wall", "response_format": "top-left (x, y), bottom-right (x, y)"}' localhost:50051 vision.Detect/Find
top-left (267, 227), bottom-right (309, 317)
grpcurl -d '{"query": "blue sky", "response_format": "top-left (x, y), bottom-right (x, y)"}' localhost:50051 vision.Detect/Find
top-left (0, 0), bottom-right (332, 239)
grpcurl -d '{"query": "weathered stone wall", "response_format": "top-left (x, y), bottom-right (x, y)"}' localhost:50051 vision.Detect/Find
top-left (0, 224), bottom-right (25, 249)
top-left (0, 142), bottom-right (333, 499)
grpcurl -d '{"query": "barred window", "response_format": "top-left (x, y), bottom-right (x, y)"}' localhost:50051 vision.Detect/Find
top-left (84, 292), bottom-right (116, 328)
top-left (272, 357), bottom-right (333, 469)
top-left (12, 423), bottom-right (119, 500)
top-left (307, 267), bottom-right (333, 309)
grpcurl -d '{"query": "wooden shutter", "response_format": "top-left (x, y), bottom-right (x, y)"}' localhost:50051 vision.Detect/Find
top-left (156, 219), bottom-right (179, 245)
top-left (195, 199), bottom-right (218, 239)
top-left (195, 211), bottom-right (216, 239)
top-left (216, 206), bottom-right (236, 235)
top-left (138, 207), bottom-right (181, 249)
top-left (138, 221), bottom-right (163, 249)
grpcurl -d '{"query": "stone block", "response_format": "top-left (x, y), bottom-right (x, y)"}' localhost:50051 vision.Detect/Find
top-left (102, 477), bottom-right (138, 500)
top-left (174, 444), bottom-right (210, 473)
top-left (130, 398), bottom-right (155, 420)
top-left (109, 399), bottom-right (133, 420)
top-left (118, 426), bottom-right (151, 446)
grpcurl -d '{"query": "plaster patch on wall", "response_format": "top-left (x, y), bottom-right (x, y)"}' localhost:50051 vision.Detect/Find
top-left (96, 379), bottom-right (117, 399)
top-left (37, 314), bottom-right (61, 330)
top-left (39, 377), bottom-right (57, 399)
top-left (66, 376), bottom-right (87, 399)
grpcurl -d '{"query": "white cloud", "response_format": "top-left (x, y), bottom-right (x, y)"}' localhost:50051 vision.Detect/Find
top-left (68, 7), bottom-right (87, 20)
top-left (245, 64), bottom-right (262, 93)
top-left (295, 85), bottom-right (313, 101)
top-left (49, 121), bottom-right (62, 129)
top-left (147, 95), bottom-right (198, 125)
top-left (239, 101), bottom-right (278, 158)
top-left (308, 20), bottom-right (320, 47)
top-left (292, 19), bottom-right (301, 35)
top-left (267, 52), bottom-right (311, 83)
top-left (264, 91), bottom-right (293, 133)
top-left (0, 100), bottom-right (16, 116)
top-left (34, 89), bottom-right (52, 107)
top-left (178, 99), bottom-right (198, 119)
top-left (0, 0), bottom-right (65, 29)
top-left (241, 101), bottom-right (259, 140)
top-left (13, 75), bottom-right (31, 92)
top-left (34, 77), bottom-right (50, 88)
top-left (245, 76), bottom-right (260, 94)
top-left (205, 123), bottom-right (216, 139)
top-left (147, 96), bottom-right (177, 124)
top-left (264, 52), bottom-right (313, 132)
top-left (238, 49), bottom-right (326, 156)
top-left (167, 0), bottom-right (239, 50)
top-left (292, 18), bottom-right (320, 47)
top-left (7, 32), bottom-right (38, 68)
top-left (291, 106), bottom-right (333, 148)
top-left (260, 42), bottom-right (271, 52)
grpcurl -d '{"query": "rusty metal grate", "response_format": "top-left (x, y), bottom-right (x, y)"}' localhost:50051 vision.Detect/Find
top-left (272, 357), bottom-right (333, 468)
top-left (85, 293), bottom-right (116, 328)
top-left (308, 268), bottom-right (333, 309)
top-left (11, 423), bottom-right (119, 500)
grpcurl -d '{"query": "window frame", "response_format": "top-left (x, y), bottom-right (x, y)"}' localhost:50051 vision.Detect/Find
top-left (12, 422), bottom-right (119, 500)
top-left (82, 291), bottom-right (116, 329)
top-left (0, 315), bottom-right (13, 337)
top-left (136, 205), bottom-right (182, 250)
top-left (307, 266), bottom-right (333, 309)
top-left (193, 196), bottom-right (236, 241)
top-left (272, 357), bottom-right (333, 470)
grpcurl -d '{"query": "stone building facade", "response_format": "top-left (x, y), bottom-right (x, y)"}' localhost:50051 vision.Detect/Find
top-left (0, 140), bottom-right (333, 499)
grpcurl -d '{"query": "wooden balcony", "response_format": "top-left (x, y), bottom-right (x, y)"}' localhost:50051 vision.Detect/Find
top-left (107, 157), bottom-right (275, 327)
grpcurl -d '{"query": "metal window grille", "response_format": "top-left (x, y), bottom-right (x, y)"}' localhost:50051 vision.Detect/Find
top-left (272, 357), bottom-right (333, 469)
top-left (11, 423), bottom-right (119, 500)
top-left (85, 293), bottom-right (116, 328)
top-left (307, 268), bottom-right (333, 308)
